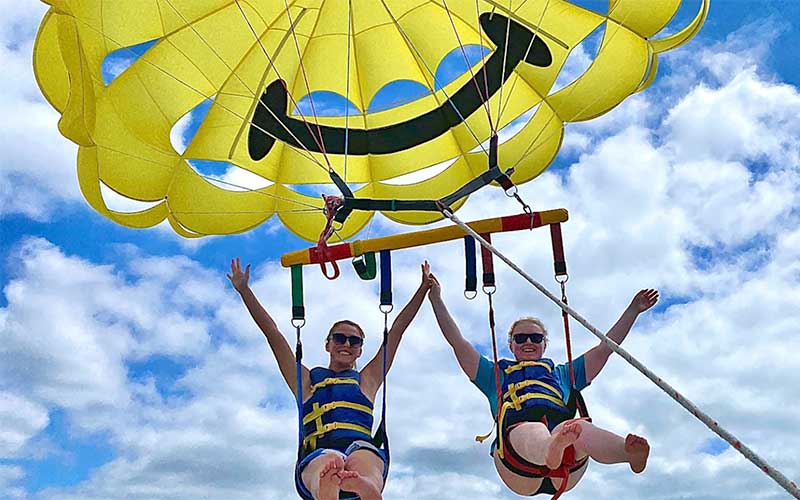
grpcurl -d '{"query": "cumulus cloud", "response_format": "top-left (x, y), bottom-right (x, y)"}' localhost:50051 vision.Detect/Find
top-left (2, 6), bottom-right (800, 500)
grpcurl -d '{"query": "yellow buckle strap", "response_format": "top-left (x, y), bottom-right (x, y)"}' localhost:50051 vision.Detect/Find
top-left (503, 361), bottom-right (553, 375)
top-left (302, 422), bottom-right (372, 449)
top-left (308, 377), bottom-right (359, 396)
top-left (302, 401), bottom-right (373, 425)
top-left (503, 380), bottom-right (564, 409)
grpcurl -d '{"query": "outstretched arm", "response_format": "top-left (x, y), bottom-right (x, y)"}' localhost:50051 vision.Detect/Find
top-left (228, 258), bottom-right (309, 395)
top-left (361, 262), bottom-right (431, 398)
top-left (428, 273), bottom-right (480, 381)
top-left (583, 289), bottom-right (659, 383)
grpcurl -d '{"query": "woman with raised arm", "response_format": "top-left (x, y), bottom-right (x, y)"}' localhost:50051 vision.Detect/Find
top-left (426, 269), bottom-right (658, 497)
top-left (228, 258), bottom-right (431, 500)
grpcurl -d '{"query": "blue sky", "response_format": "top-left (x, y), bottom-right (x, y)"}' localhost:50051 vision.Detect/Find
top-left (1, 2), bottom-right (800, 499)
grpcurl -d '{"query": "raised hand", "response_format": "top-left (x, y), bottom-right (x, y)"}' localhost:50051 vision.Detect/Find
top-left (420, 260), bottom-right (431, 290)
top-left (226, 257), bottom-right (251, 294)
top-left (631, 289), bottom-right (659, 313)
top-left (428, 272), bottom-right (442, 301)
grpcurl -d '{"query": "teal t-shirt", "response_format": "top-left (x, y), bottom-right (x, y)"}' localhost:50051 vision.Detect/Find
top-left (471, 354), bottom-right (589, 418)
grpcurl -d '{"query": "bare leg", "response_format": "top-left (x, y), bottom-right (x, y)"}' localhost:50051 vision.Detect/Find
top-left (569, 421), bottom-right (650, 473)
top-left (545, 421), bottom-right (582, 469)
top-left (301, 453), bottom-right (345, 500)
top-left (507, 421), bottom-right (553, 465)
top-left (339, 450), bottom-right (385, 500)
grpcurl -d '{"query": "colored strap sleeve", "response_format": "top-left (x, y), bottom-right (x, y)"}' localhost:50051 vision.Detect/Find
top-left (291, 265), bottom-right (305, 320)
top-left (352, 252), bottom-right (377, 280)
top-left (480, 233), bottom-right (495, 287)
top-left (464, 236), bottom-right (478, 294)
top-left (550, 223), bottom-right (567, 276)
top-left (379, 250), bottom-right (392, 307)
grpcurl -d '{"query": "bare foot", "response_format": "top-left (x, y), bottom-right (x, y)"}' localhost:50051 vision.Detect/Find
top-left (625, 434), bottom-right (650, 473)
top-left (339, 470), bottom-right (382, 500)
top-left (545, 422), bottom-right (582, 469)
top-left (317, 455), bottom-right (344, 500)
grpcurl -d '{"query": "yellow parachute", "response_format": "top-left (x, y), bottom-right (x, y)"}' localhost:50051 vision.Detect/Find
top-left (34, 0), bottom-right (708, 242)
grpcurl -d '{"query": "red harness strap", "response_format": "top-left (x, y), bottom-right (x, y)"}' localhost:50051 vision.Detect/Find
top-left (312, 195), bottom-right (343, 280)
top-left (501, 417), bottom-right (591, 500)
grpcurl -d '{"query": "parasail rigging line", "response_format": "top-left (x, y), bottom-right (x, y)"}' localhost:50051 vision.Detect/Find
top-left (496, 0), bottom-right (551, 125)
top-left (439, 207), bottom-right (800, 500)
top-left (503, 0), bottom-right (640, 176)
top-left (442, 0), bottom-right (496, 133)
top-left (473, 0), bottom-right (495, 133)
top-left (232, 0), bottom-right (338, 171)
top-left (378, 0), bottom-right (491, 159)
top-left (281, 0), bottom-right (334, 171)
top-left (73, 13), bottom-right (333, 176)
top-left (343, 0), bottom-right (354, 185)
top-left (93, 144), bottom-right (324, 213)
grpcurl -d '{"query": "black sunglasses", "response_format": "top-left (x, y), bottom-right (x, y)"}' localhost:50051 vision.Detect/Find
top-left (329, 333), bottom-right (364, 347)
top-left (512, 332), bottom-right (545, 345)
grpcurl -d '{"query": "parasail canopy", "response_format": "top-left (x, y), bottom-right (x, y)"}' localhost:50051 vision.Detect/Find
top-left (34, 0), bottom-right (708, 242)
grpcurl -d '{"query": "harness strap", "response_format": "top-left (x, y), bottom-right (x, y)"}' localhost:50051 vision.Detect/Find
top-left (291, 265), bottom-right (305, 461)
top-left (307, 377), bottom-right (359, 395)
top-left (302, 422), bottom-right (373, 449)
top-left (464, 236), bottom-right (478, 297)
top-left (301, 401), bottom-right (372, 425)
top-left (503, 360), bottom-right (553, 375)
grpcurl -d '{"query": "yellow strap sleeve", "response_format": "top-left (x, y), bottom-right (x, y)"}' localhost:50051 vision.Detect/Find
top-left (308, 377), bottom-right (359, 396)
top-left (302, 401), bottom-right (373, 426)
top-left (503, 361), bottom-right (553, 375)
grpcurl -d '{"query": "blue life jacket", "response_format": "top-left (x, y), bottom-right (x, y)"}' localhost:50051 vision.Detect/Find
top-left (497, 358), bottom-right (573, 431)
top-left (301, 367), bottom-right (374, 454)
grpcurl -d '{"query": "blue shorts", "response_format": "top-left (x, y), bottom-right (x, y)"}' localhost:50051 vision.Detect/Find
top-left (295, 440), bottom-right (389, 500)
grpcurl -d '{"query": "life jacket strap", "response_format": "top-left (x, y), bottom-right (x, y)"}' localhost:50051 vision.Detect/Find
top-left (503, 360), bottom-right (553, 375)
top-left (302, 401), bottom-right (373, 425)
top-left (302, 421), bottom-right (373, 450)
top-left (308, 377), bottom-right (359, 396)
top-left (503, 379), bottom-right (564, 410)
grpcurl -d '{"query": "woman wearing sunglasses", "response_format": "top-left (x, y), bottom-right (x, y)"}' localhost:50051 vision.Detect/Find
top-left (426, 270), bottom-right (658, 497)
top-left (228, 258), bottom-right (431, 500)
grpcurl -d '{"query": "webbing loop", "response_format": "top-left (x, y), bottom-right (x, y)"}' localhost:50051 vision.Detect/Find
top-left (379, 250), bottom-right (393, 313)
top-left (291, 265), bottom-right (305, 322)
top-left (352, 252), bottom-right (377, 280)
top-left (480, 233), bottom-right (495, 290)
top-left (464, 236), bottom-right (478, 299)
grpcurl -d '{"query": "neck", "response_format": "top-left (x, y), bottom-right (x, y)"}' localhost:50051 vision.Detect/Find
top-left (328, 360), bottom-right (354, 372)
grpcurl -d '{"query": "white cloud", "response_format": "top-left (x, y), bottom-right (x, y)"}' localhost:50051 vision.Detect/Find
top-left (2, 7), bottom-right (800, 500)
top-left (0, 392), bottom-right (49, 456)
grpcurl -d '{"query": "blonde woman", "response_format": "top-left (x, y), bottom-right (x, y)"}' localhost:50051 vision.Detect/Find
top-left (427, 269), bottom-right (658, 496)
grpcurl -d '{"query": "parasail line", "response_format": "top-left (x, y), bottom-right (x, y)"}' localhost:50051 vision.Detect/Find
top-left (496, 0), bottom-right (551, 125)
top-left (162, 0), bottom-right (258, 97)
top-left (93, 144), bottom-right (322, 211)
top-left (247, 12), bottom-right (551, 160)
top-left (68, 13), bottom-right (332, 175)
top-left (231, 1), bottom-right (332, 167)
top-left (441, 0), bottom-right (495, 132)
top-left (343, 0), bottom-right (354, 186)
top-left (281, 0), bottom-right (333, 169)
top-left (508, 0), bottom-right (644, 174)
top-left (376, 0), bottom-right (491, 159)
top-left (441, 207), bottom-right (800, 500)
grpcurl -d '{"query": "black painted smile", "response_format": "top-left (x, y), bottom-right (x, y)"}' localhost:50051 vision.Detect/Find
top-left (248, 13), bottom-right (551, 161)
